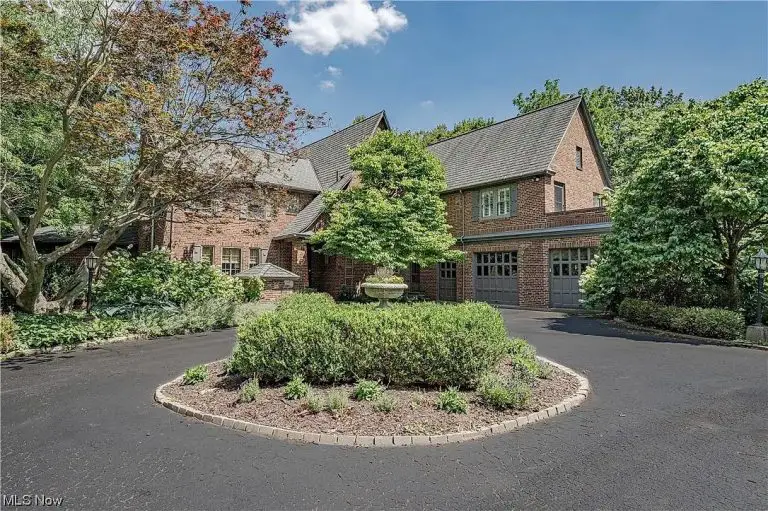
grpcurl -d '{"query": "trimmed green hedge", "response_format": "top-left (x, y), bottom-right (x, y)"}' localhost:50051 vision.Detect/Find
top-left (618, 298), bottom-right (745, 340)
top-left (231, 294), bottom-right (509, 387)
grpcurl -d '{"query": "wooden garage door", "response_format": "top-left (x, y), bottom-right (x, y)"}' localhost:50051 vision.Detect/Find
top-left (550, 247), bottom-right (594, 308)
top-left (473, 252), bottom-right (518, 305)
top-left (438, 262), bottom-right (457, 301)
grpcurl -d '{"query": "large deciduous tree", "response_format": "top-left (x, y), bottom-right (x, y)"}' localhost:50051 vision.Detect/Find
top-left (311, 131), bottom-right (463, 270)
top-left (581, 79), bottom-right (768, 311)
top-left (0, 0), bottom-right (318, 313)
top-left (513, 79), bottom-right (686, 184)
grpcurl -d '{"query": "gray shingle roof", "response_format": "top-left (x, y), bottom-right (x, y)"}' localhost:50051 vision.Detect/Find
top-left (296, 112), bottom-right (387, 188)
top-left (428, 96), bottom-right (583, 191)
top-left (234, 263), bottom-right (300, 280)
top-left (244, 149), bottom-right (321, 192)
top-left (1, 224), bottom-right (138, 246)
top-left (276, 174), bottom-right (354, 239)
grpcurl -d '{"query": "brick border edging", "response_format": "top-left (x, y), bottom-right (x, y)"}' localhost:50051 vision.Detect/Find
top-left (154, 356), bottom-right (590, 447)
top-left (611, 319), bottom-right (768, 351)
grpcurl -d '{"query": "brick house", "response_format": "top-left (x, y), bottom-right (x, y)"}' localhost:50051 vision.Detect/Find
top-left (144, 97), bottom-right (611, 309)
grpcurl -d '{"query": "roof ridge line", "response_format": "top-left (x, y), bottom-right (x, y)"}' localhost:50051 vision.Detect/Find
top-left (297, 110), bottom-right (385, 151)
top-left (426, 96), bottom-right (582, 148)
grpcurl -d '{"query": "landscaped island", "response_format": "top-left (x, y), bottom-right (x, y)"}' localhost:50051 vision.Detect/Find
top-left (160, 294), bottom-right (585, 442)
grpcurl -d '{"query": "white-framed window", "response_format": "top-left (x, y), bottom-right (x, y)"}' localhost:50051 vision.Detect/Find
top-left (497, 187), bottom-right (511, 216)
top-left (593, 193), bottom-right (604, 208)
top-left (478, 184), bottom-right (516, 219)
top-left (201, 246), bottom-right (214, 265)
top-left (249, 248), bottom-right (261, 268)
top-left (285, 195), bottom-right (302, 214)
top-left (554, 182), bottom-right (566, 212)
top-left (576, 146), bottom-right (583, 170)
top-left (221, 248), bottom-right (241, 275)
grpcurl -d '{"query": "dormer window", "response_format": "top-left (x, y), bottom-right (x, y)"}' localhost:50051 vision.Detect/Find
top-left (576, 146), bottom-right (583, 170)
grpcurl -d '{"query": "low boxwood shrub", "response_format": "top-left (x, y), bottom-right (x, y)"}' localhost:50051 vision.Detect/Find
top-left (477, 373), bottom-right (531, 410)
top-left (305, 393), bottom-right (323, 414)
top-left (505, 337), bottom-right (550, 382)
top-left (284, 376), bottom-right (310, 400)
top-left (231, 299), bottom-right (509, 387)
top-left (618, 298), bottom-right (745, 340)
top-left (435, 388), bottom-right (467, 414)
top-left (1, 315), bottom-right (19, 353)
top-left (325, 390), bottom-right (349, 414)
top-left (182, 365), bottom-right (208, 385)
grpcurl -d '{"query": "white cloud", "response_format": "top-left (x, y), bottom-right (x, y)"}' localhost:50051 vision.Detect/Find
top-left (326, 65), bottom-right (342, 77)
top-left (319, 80), bottom-right (336, 91)
top-left (288, 0), bottom-right (407, 55)
top-left (420, 100), bottom-right (434, 109)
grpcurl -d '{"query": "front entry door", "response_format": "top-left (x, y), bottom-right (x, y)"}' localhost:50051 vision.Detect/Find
top-left (438, 262), bottom-right (457, 301)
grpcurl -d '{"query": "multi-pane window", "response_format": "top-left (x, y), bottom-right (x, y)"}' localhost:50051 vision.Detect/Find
top-left (478, 185), bottom-right (516, 219)
top-left (554, 182), bottom-right (566, 212)
top-left (249, 248), bottom-right (261, 268)
top-left (285, 196), bottom-right (302, 214)
top-left (343, 258), bottom-right (355, 289)
top-left (201, 246), bottom-right (214, 265)
top-left (593, 193), bottom-right (604, 208)
top-left (576, 146), bottom-right (583, 170)
top-left (221, 248), bottom-right (241, 276)
top-left (551, 248), bottom-right (595, 277)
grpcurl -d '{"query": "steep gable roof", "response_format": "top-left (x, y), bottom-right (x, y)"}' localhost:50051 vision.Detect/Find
top-left (428, 96), bottom-right (590, 191)
top-left (275, 173), bottom-right (355, 239)
top-left (297, 111), bottom-right (389, 188)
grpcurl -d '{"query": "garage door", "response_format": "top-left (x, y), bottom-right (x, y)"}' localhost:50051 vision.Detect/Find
top-left (474, 252), bottom-right (518, 305)
top-left (550, 248), bottom-right (594, 308)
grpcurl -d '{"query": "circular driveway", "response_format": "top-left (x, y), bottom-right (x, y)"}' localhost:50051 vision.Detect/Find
top-left (2, 309), bottom-right (766, 510)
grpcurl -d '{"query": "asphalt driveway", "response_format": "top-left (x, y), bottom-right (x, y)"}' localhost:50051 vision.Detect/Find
top-left (1, 310), bottom-right (766, 510)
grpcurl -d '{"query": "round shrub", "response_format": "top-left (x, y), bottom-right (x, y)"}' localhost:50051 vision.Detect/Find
top-left (284, 376), bottom-right (310, 400)
top-left (242, 277), bottom-right (265, 302)
top-left (239, 379), bottom-right (260, 403)
top-left (352, 379), bottom-right (383, 401)
top-left (231, 299), bottom-right (509, 387)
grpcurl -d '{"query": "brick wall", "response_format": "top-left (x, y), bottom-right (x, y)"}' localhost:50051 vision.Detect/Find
top-left (260, 279), bottom-right (296, 301)
top-left (545, 106), bottom-right (609, 212)
top-left (142, 188), bottom-right (315, 273)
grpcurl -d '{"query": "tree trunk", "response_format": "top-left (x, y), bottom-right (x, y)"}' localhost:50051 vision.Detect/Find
top-left (723, 242), bottom-right (742, 309)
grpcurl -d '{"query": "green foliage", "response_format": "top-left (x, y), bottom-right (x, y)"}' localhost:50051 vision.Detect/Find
top-left (232, 298), bottom-right (509, 387)
top-left (505, 337), bottom-right (550, 382)
top-left (618, 298), bottom-right (745, 340)
top-left (239, 379), bottom-right (261, 403)
top-left (413, 117), bottom-right (495, 145)
top-left (364, 274), bottom-right (405, 284)
top-left (1, 315), bottom-right (19, 353)
top-left (352, 379), bottom-right (383, 401)
top-left (284, 376), bottom-right (310, 400)
top-left (305, 393), bottom-right (323, 414)
top-left (372, 393), bottom-right (397, 413)
top-left (182, 365), bottom-right (208, 385)
top-left (476, 373), bottom-right (531, 410)
top-left (311, 130), bottom-right (463, 270)
top-left (352, 114), bottom-right (367, 124)
top-left (435, 388), bottom-right (467, 414)
top-left (96, 249), bottom-right (245, 307)
top-left (14, 313), bottom-right (131, 349)
top-left (127, 299), bottom-right (236, 338)
top-left (324, 390), bottom-right (349, 414)
top-left (234, 301), bottom-right (276, 326)
top-left (242, 277), bottom-right (264, 302)
top-left (582, 79), bottom-right (768, 312)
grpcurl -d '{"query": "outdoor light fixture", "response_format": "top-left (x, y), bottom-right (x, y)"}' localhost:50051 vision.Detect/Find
top-left (85, 252), bottom-right (99, 318)
top-left (751, 248), bottom-right (767, 327)
top-left (753, 248), bottom-right (768, 272)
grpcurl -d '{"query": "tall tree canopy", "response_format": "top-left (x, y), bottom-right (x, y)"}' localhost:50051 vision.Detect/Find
top-left (513, 79), bottom-right (686, 183)
top-left (581, 79), bottom-right (768, 311)
top-left (311, 131), bottom-right (462, 270)
top-left (0, 0), bottom-right (318, 313)
top-left (412, 117), bottom-right (495, 145)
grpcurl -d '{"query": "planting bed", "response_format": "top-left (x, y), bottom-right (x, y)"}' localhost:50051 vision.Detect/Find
top-left (162, 360), bottom-right (579, 437)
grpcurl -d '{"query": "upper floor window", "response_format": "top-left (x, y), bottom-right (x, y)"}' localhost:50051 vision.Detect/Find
top-left (221, 248), bottom-right (241, 276)
top-left (554, 182), bottom-right (566, 212)
top-left (576, 146), bottom-right (583, 170)
top-left (593, 193), bottom-right (604, 208)
top-left (241, 203), bottom-right (267, 220)
top-left (285, 196), bottom-right (302, 214)
top-left (477, 184), bottom-right (517, 219)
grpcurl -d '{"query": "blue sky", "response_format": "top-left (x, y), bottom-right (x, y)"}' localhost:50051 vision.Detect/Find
top-left (241, 1), bottom-right (768, 144)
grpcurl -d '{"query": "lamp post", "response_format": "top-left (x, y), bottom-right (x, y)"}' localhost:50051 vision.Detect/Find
top-left (85, 252), bottom-right (99, 318)
top-left (746, 248), bottom-right (768, 344)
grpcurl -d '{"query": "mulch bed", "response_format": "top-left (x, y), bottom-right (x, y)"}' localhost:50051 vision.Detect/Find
top-left (164, 361), bottom-right (579, 436)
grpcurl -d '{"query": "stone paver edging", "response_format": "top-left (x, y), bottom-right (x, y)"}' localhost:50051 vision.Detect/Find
top-left (154, 356), bottom-right (590, 447)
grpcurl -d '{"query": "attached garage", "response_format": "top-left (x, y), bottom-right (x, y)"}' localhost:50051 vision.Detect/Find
top-left (549, 247), bottom-right (595, 308)
top-left (473, 251), bottom-right (519, 305)
top-left (437, 262), bottom-right (457, 301)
